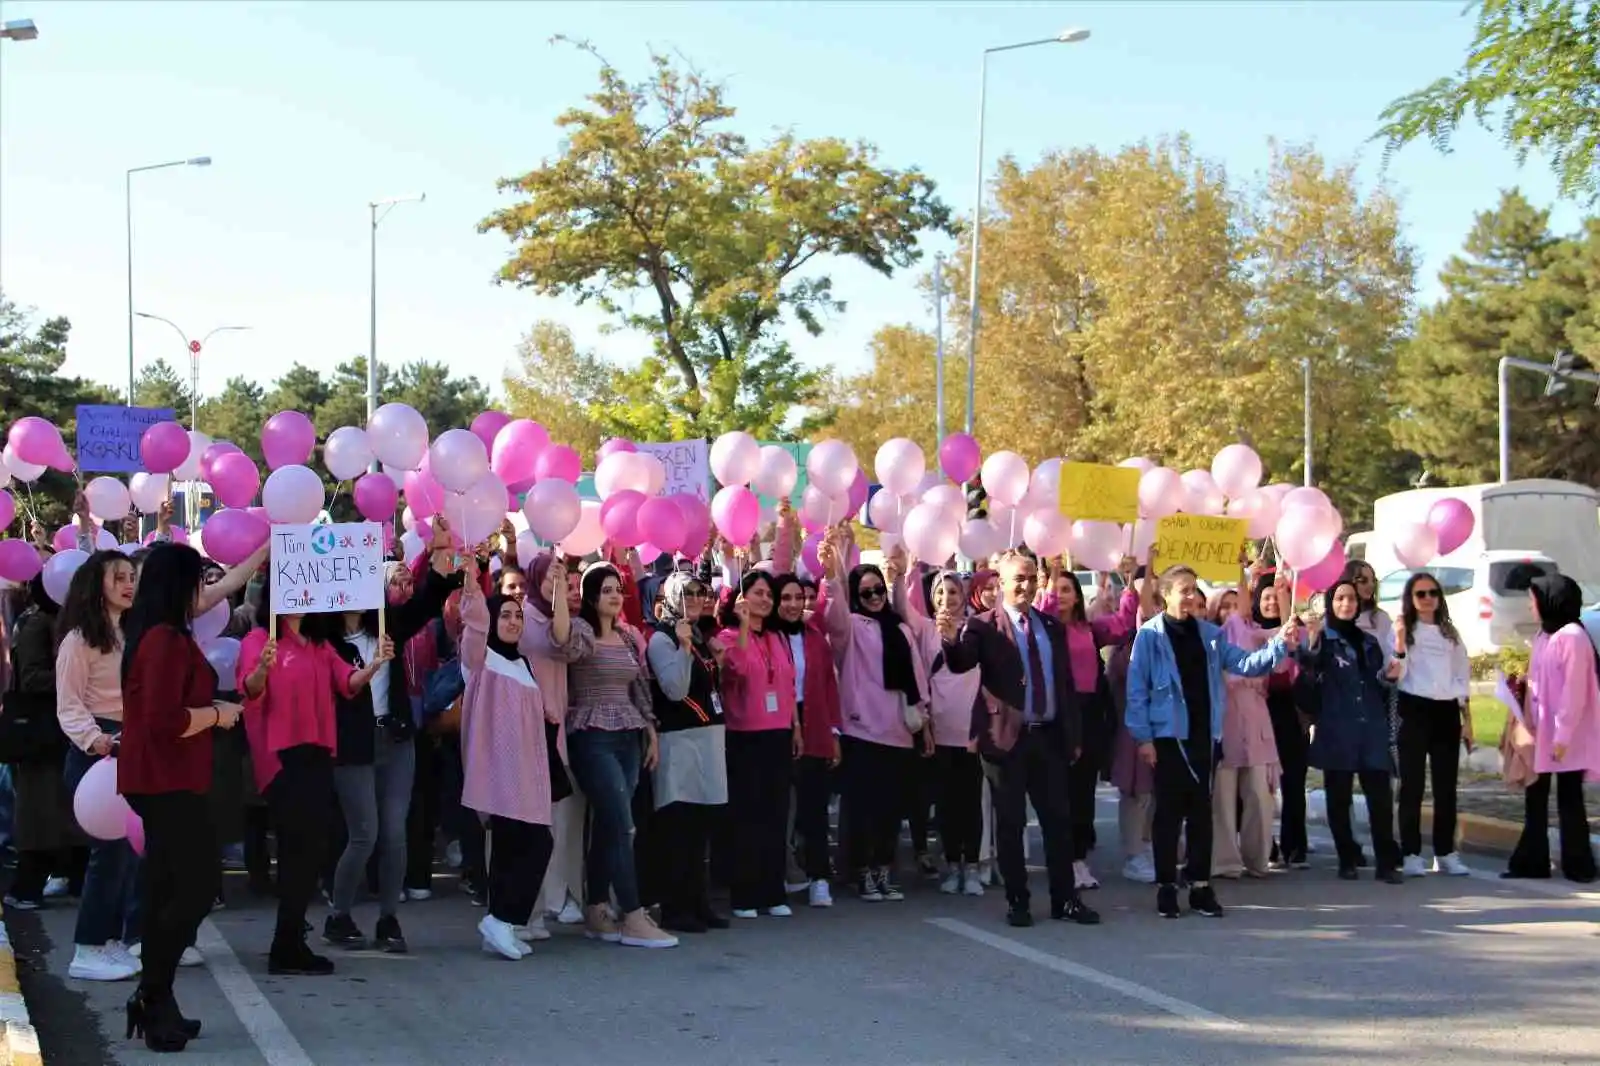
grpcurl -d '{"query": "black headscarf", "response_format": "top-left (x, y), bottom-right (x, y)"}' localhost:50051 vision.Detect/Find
top-left (1250, 574), bottom-right (1278, 628)
top-left (1531, 574), bottom-right (1583, 635)
top-left (1324, 579), bottom-right (1365, 648)
top-left (770, 573), bottom-right (805, 637)
top-left (847, 563), bottom-right (922, 706)
top-left (483, 593), bottom-right (523, 662)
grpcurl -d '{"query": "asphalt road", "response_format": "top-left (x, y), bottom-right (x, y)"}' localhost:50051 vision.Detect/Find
top-left (10, 796), bottom-right (1600, 1066)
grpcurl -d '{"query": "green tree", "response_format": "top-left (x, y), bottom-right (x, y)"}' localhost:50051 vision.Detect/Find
top-left (479, 38), bottom-right (953, 437)
top-left (1376, 0), bottom-right (1600, 204)
top-left (1392, 190), bottom-right (1600, 484)
top-left (132, 357), bottom-right (191, 415)
top-left (503, 321), bottom-right (613, 456)
top-left (197, 377), bottom-right (267, 465)
top-left (263, 363), bottom-right (332, 422)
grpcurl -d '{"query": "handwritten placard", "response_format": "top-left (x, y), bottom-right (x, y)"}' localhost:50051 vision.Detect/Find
top-left (638, 440), bottom-right (710, 501)
top-left (1153, 514), bottom-right (1248, 583)
top-left (269, 522), bottom-right (385, 615)
top-left (76, 405), bottom-right (176, 473)
top-left (1059, 462), bottom-right (1141, 523)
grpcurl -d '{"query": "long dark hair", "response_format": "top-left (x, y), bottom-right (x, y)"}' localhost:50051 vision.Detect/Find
top-left (1399, 570), bottom-right (1460, 646)
top-left (1055, 569), bottom-right (1088, 625)
top-left (579, 564), bottom-right (623, 633)
top-left (719, 571), bottom-right (774, 631)
top-left (250, 582), bottom-right (331, 642)
top-left (1339, 560), bottom-right (1379, 614)
top-left (57, 550), bottom-right (132, 654)
top-left (122, 543), bottom-right (204, 679)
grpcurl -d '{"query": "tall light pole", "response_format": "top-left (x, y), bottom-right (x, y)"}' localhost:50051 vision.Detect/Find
top-left (933, 253), bottom-right (946, 444)
top-left (1302, 357), bottom-right (1313, 487)
top-left (133, 313), bottom-right (250, 431)
top-left (0, 19), bottom-right (39, 40)
top-left (965, 27), bottom-right (1089, 435)
top-left (127, 156), bottom-right (211, 405)
top-left (368, 194), bottom-right (425, 422)
top-left (1498, 354), bottom-right (1600, 483)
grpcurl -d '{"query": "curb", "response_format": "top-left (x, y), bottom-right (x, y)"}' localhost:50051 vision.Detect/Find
top-left (0, 906), bottom-right (41, 1066)
top-left (1431, 808), bottom-right (1525, 856)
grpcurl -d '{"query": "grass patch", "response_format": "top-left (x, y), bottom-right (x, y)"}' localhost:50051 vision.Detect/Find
top-left (1468, 695), bottom-right (1507, 750)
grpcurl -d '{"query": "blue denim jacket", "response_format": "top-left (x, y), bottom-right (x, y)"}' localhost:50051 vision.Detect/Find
top-left (1124, 614), bottom-right (1286, 744)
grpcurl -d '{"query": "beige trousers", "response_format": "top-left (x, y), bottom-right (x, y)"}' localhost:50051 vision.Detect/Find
top-left (1211, 765), bottom-right (1274, 877)
top-left (535, 791), bottom-right (587, 915)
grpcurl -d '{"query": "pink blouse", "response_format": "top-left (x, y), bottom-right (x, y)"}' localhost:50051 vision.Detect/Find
top-left (460, 593), bottom-right (553, 825)
top-left (714, 625), bottom-right (797, 732)
top-left (1218, 613), bottom-right (1284, 770)
top-left (238, 627), bottom-right (355, 791)
top-left (1528, 624), bottom-right (1600, 777)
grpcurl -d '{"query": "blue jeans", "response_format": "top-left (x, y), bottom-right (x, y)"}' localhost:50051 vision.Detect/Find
top-left (332, 729), bottom-right (416, 918)
top-left (65, 742), bottom-right (141, 946)
top-left (566, 729), bottom-right (643, 915)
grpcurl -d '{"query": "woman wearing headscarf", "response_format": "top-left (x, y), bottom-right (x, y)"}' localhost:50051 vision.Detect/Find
top-left (1294, 578), bottom-right (1405, 883)
top-left (965, 568), bottom-right (1000, 886)
top-left (967, 570), bottom-right (998, 616)
top-left (820, 527), bottom-right (932, 902)
top-left (1504, 574), bottom-right (1600, 882)
top-left (1251, 567), bottom-right (1309, 869)
top-left (645, 571), bottom-right (729, 931)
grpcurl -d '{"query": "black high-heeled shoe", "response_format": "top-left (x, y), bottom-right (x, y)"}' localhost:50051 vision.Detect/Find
top-left (125, 990), bottom-right (191, 1053)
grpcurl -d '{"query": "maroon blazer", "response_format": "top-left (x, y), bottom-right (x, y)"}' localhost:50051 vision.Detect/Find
top-left (943, 605), bottom-right (1081, 759)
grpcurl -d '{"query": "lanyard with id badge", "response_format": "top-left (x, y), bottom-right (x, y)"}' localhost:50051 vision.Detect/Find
top-left (756, 633), bottom-right (781, 714)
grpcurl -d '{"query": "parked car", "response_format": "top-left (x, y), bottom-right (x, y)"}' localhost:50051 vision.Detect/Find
top-left (1375, 551), bottom-right (1557, 657)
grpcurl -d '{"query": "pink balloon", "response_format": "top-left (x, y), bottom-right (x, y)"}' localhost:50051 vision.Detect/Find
top-left (72, 757), bottom-right (129, 841)
top-left (806, 440), bottom-right (859, 498)
top-left (261, 464), bottom-right (324, 524)
top-left (1275, 505), bottom-right (1337, 570)
top-left (429, 429), bottom-right (491, 494)
top-left (200, 441), bottom-right (242, 483)
top-left (562, 500), bottom-right (606, 557)
top-left (939, 433), bottom-right (982, 484)
top-left (1023, 509), bottom-right (1071, 558)
top-left (202, 508), bottom-right (269, 566)
top-left (194, 599), bottom-right (228, 645)
top-left (1392, 521), bottom-right (1440, 570)
top-left (800, 531), bottom-right (825, 576)
top-left (125, 808), bottom-right (145, 857)
top-left (0, 488), bottom-right (12, 531)
top-left (404, 463), bottom-right (448, 521)
top-left (959, 517), bottom-right (1003, 561)
top-left (1281, 486), bottom-right (1331, 514)
top-left (874, 438), bottom-right (927, 496)
top-left (868, 487), bottom-right (904, 534)
top-left (0, 539), bottom-right (42, 582)
top-left (354, 472), bottom-right (399, 522)
top-left (600, 490), bottom-right (647, 547)
top-left (261, 410), bottom-right (317, 471)
top-left (210, 451), bottom-right (261, 509)
top-left (922, 483), bottom-right (966, 520)
top-left (846, 468), bottom-right (870, 518)
top-left (902, 502), bottom-right (961, 564)
top-left (637, 543), bottom-right (664, 566)
top-left (980, 452), bottom-right (1031, 508)
top-left (799, 484), bottom-right (842, 534)
top-left (1129, 518), bottom-right (1158, 564)
top-left (52, 523), bottom-right (83, 552)
top-left (470, 410), bottom-right (513, 454)
top-left (1426, 498), bottom-right (1475, 555)
top-left (1299, 539), bottom-right (1347, 593)
top-left (1069, 521), bottom-right (1121, 566)
top-left (490, 420), bottom-right (550, 485)
top-left (8, 417), bottom-right (66, 468)
top-left (366, 403), bottom-right (430, 472)
top-left (1262, 482), bottom-right (1296, 502)
top-left (711, 486), bottom-right (760, 546)
top-left (1118, 456), bottom-right (1155, 474)
top-left (673, 494), bottom-right (711, 556)
top-left (1138, 467), bottom-right (1185, 519)
top-left (597, 438), bottom-right (637, 462)
top-left (710, 432), bottom-right (761, 488)
top-left (534, 444), bottom-right (581, 485)
top-left (140, 421), bottom-right (190, 475)
top-left (1227, 490), bottom-right (1281, 540)
top-left (636, 496), bottom-right (687, 553)
top-left (523, 479), bottom-right (583, 543)
top-left (144, 526), bottom-right (188, 546)
top-left (1210, 443), bottom-right (1263, 499)
top-left (752, 445), bottom-right (799, 498)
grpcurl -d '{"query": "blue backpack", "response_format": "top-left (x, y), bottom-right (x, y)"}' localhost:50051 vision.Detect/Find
top-left (421, 619), bottom-right (464, 723)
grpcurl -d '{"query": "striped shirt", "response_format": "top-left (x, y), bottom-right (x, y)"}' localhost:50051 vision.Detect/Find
top-left (567, 620), bottom-right (650, 733)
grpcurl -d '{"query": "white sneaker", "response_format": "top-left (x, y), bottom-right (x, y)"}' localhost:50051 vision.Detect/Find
top-left (1122, 853), bottom-right (1157, 884)
top-left (516, 917), bottom-right (552, 942)
top-left (1402, 854), bottom-right (1428, 878)
top-left (940, 871), bottom-right (962, 895)
top-left (445, 840), bottom-right (463, 869)
top-left (107, 940), bottom-right (141, 973)
top-left (731, 908), bottom-right (759, 919)
top-left (479, 915), bottom-right (527, 959)
top-left (962, 869), bottom-right (985, 896)
top-left (767, 904), bottom-right (793, 917)
top-left (555, 897), bottom-right (585, 925)
top-left (1073, 860), bottom-right (1100, 890)
top-left (405, 887), bottom-right (433, 902)
top-left (178, 946), bottom-right (203, 968)
top-left (68, 945), bottom-right (138, 982)
top-left (43, 877), bottom-right (70, 899)
top-left (128, 942), bottom-right (141, 959)
top-left (808, 881), bottom-right (833, 908)
top-left (1434, 852), bottom-right (1471, 877)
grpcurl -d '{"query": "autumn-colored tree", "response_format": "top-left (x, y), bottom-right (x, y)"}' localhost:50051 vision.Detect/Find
top-left (479, 38), bottom-right (952, 438)
top-left (503, 321), bottom-right (612, 458)
top-left (825, 324), bottom-right (954, 458)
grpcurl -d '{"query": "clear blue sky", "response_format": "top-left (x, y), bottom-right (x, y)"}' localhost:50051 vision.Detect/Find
top-left (0, 0), bottom-right (1582, 408)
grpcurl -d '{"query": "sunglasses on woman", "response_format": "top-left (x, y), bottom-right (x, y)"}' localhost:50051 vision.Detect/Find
top-left (858, 585), bottom-right (886, 601)
top-left (1413, 588), bottom-right (1440, 600)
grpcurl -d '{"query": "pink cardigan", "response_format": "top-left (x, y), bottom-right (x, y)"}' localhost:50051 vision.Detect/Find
top-left (460, 593), bottom-right (554, 825)
top-left (823, 576), bottom-right (932, 750)
top-left (715, 624), bottom-right (797, 732)
top-left (1528, 624), bottom-right (1600, 777)
top-left (900, 574), bottom-right (979, 749)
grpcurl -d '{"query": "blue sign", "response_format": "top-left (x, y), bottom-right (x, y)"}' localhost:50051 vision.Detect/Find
top-left (75, 405), bottom-right (176, 473)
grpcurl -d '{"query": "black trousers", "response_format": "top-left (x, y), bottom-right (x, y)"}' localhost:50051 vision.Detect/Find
top-left (127, 792), bottom-right (216, 1006)
top-left (726, 730), bottom-right (792, 910)
top-left (1325, 769), bottom-right (1401, 873)
top-left (405, 732), bottom-right (441, 891)
top-left (1152, 739), bottom-right (1212, 886)
top-left (1268, 692), bottom-right (1308, 859)
top-left (843, 736), bottom-right (914, 873)
top-left (934, 746), bottom-right (983, 865)
top-left (632, 768), bottom-right (659, 909)
top-left (907, 752), bottom-right (937, 858)
top-left (1509, 771), bottom-right (1597, 880)
top-left (989, 723), bottom-right (1076, 908)
top-left (1397, 693), bottom-right (1462, 857)
top-left (266, 745), bottom-right (335, 950)
top-left (486, 816), bottom-right (553, 927)
top-left (793, 755), bottom-right (834, 881)
top-left (654, 802), bottom-right (716, 919)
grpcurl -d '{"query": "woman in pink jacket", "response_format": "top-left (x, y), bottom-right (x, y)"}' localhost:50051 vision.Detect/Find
top-left (820, 529), bottom-right (932, 903)
top-left (1505, 574), bottom-right (1600, 882)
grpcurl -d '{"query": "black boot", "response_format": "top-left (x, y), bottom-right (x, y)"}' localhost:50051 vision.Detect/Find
top-left (126, 988), bottom-right (190, 1053)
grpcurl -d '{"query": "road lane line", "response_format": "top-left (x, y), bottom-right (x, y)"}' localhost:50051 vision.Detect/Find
top-left (927, 918), bottom-right (1244, 1031)
top-left (196, 919), bottom-right (316, 1066)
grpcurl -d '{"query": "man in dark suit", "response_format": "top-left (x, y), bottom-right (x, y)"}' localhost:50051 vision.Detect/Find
top-left (943, 551), bottom-right (1100, 928)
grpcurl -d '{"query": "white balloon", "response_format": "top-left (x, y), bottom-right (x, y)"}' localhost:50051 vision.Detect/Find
top-left (873, 438), bottom-right (927, 497)
top-left (84, 477), bottom-right (132, 523)
top-left (43, 549), bottom-right (88, 605)
top-left (174, 431), bottom-right (211, 482)
top-left (368, 403), bottom-right (430, 472)
top-left (128, 472), bottom-right (170, 515)
top-left (752, 445), bottom-right (799, 499)
top-left (261, 464), bottom-right (325, 524)
top-left (400, 530), bottom-right (426, 565)
top-left (324, 426), bottom-right (374, 482)
top-left (3, 443), bottom-right (45, 483)
top-left (709, 432), bottom-right (761, 488)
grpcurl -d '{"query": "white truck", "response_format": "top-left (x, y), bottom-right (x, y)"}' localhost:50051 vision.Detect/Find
top-left (1358, 479), bottom-right (1600, 655)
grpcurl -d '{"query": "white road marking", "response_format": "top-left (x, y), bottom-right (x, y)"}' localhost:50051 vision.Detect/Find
top-left (927, 917), bottom-right (1244, 1031)
top-left (195, 919), bottom-right (317, 1066)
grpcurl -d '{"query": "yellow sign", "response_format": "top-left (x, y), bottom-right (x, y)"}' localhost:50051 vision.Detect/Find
top-left (1058, 462), bottom-right (1141, 524)
top-left (1153, 514), bottom-right (1248, 583)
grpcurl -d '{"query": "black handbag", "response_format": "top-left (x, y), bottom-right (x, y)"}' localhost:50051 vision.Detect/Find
top-left (546, 720), bottom-right (573, 804)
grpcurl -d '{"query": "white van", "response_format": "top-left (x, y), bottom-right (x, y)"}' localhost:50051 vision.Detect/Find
top-left (1375, 550), bottom-right (1556, 657)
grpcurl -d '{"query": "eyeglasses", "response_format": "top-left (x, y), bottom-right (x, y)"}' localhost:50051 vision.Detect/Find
top-left (1413, 588), bottom-right (1441, 600)
top-left (683, 587), bottom-right (709, 599)
top-left (858, 586), bottom-right (886, 601)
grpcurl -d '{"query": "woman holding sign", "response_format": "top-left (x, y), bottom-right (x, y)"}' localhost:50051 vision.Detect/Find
top-left (237, 588), bottom-right (392, 977)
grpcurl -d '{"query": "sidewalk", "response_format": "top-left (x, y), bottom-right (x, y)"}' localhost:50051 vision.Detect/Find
top-left (0, 905), bottom-right (41, 1066)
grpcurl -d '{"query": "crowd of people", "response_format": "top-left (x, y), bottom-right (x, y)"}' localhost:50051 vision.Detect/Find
top-left (2, 497), bottom-right (1598, 1054)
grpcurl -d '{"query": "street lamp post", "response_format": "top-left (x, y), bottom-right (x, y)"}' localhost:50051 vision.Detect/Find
top-left (368, 194), bottom-right (426, 422)
top-left (1302, 357), bottom-right (1313, 487)
top-left (933, 253), bottom-right (946, 444)
top-left (1497, 354), bottom-right (1600, 482)
top-left (126, 156), bottom-right (211, 404)
top-left (133, 313), bottom-right (249, 432)
top-left (964, 27), bottom-right (1089, 436)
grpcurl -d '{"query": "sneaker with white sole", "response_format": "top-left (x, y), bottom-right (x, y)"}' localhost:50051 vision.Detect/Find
top-left (2, 895), bottom-right (40, 911)
top-left (404, 887), bottom-right (433, 902)
top-left (940, 870), bottom-right (962, 895)
top-left (808, 881), bottom-right (833, 908)
top-left (878, 869), bottom-right (905, 902)
top-left (618, 911), bottom-right (678, 948)
top-left (1402, 854), bottom-right (1428, 878)
top-left (767, 905), bottom-right (793, 917)
top-left (962, 869), bottom-right (985, 896)
top-left (445, 840), bottom-right (463, 869)
top-left (1434, 852), bottom-right (1470, 876)
top-left (1073, 860), bottom-right (1100, 890)
top-left (479, 915), bottom-right (528, 960)
top-left (731, 908), bottom-right (759, 919)
top-left (108, 941), bottom-right (141, 973)
top-left (516, 917), bottom-right (552, 942)
top-left (556, 897), bottom-right (585, 925)
top-left (583, 904), bottom-right (622, 943)
top-left (179, 946), bottom-right (203, 968)
top-left (43, 877), bottom-right (70, 899)
top-left (68, 944), bottom-right (138, 982)
top-left (1122, 853), bottom-right (1157, 884)
top-left (857, 871), bottom-right (884, 902)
